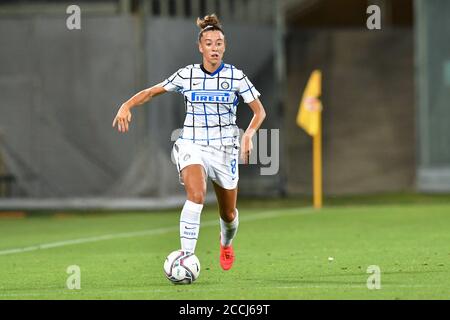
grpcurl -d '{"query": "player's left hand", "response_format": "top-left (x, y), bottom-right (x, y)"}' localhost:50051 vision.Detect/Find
top-left (240, 133), bottom-right (253, 164)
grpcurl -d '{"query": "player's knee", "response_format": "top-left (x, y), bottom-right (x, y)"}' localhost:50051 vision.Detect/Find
top-left (220, 208), bottom-right (236, 222)
top-left (188, 190), bottom-right (206, 204)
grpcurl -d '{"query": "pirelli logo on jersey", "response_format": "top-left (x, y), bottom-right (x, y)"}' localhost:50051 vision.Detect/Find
top-left (191, 91), bottom-right (231, 103)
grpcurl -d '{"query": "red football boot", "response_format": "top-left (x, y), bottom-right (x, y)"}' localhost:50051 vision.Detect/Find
top-left (220, 241), bottom-right (235, 271)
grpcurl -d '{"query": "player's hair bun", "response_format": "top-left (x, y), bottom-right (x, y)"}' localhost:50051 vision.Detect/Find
top-left (196, 14), bottom-right (222, 30)
top-left (197, 14), bottom-right (224, 41)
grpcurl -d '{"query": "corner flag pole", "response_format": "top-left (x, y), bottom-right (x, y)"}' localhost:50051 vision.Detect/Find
top-left (313, 110), bottom-right (322, 209)
top-left (296, 70), bottom-right (323, 209)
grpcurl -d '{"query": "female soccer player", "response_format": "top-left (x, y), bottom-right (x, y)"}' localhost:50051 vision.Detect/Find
top-left (112, 14), bottom-right (266, 271)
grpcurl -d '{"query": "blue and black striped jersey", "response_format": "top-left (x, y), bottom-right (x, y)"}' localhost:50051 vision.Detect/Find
top-left (161, 62), bottom-right (260, 146)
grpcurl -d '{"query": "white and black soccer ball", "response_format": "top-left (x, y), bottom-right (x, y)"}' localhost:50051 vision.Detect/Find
top-left (163, 250), bottom-right (201, 284)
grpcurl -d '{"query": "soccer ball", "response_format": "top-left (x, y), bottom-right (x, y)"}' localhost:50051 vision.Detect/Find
top-left (163, 250), bottom-right (201, 284)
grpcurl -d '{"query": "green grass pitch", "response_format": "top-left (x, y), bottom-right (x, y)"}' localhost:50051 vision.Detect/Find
top-left (0, 197), bottom-right (449, 300)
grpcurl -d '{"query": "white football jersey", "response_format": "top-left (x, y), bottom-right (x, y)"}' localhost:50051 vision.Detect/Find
top-left (161, 63), bottom-right (260, 146)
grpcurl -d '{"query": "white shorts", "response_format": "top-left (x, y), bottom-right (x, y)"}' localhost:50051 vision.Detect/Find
top-left (171, 140), bottom-right (239, 190)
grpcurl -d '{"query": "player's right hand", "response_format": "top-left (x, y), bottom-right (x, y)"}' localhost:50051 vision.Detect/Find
top-left (112, 105), bottom-right (132, 133)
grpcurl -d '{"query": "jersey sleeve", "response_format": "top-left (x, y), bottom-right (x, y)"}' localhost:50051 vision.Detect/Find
top-left (238, 73), bottom-right (261, 104)
top-left (161, 68), bottom-right (185, 93)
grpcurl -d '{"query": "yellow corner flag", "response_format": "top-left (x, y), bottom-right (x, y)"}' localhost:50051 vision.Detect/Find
top-left (297, 70), bottom-right (323, 209)
top-left (296, 70), bottom-right (322, 135)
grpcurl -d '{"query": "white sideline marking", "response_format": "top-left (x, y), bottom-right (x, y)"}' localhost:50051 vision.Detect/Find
top-left (0, 207), bottom-right (309, 256)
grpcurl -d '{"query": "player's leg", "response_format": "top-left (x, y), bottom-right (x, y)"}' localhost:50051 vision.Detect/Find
top-left (179, 164), bottom-right (206, 253)
top-left (172, 141), bottom-right (208, 253)
top-left (212, 181), bottom-right (239, 270)
top-left (178, 164), bottom-right (206, 253)
top-left (213, 181), bottom-right (238, 242)
top-left (182, 164), bottom-right (207, 205)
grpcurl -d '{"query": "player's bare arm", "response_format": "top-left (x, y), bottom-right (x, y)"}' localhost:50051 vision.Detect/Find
top-left (241, 98), bottom-right (266, 164)
top-left (112, 84), bottom-right (167, 133)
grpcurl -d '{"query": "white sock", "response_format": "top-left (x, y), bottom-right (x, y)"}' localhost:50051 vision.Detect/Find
top-left (180, 200), bottom-right (203, 253)
top-left (220, 208), bottom-right (239, 247)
